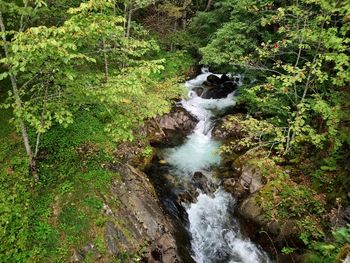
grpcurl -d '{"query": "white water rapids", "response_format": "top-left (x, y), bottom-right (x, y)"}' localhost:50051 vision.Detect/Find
top-left (164, 69), bottom-right (271, 263)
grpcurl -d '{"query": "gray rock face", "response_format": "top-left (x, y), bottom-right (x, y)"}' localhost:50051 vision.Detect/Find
top-left (191, 171), bottom-right (214, 195)
top-left (69, 243), bottom-right (101, 263)
top-left (104, 221), bottom-right (128, 256)
top-left (240, 165), bottom-right (263, 194)
top-left (110, 164), bottom-right (180, 262)
top-left (70, 164), bottom-right (181, 263)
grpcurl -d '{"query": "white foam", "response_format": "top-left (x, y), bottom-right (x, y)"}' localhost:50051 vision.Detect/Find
top-left (165, 70), bottom-right (271, 263)
top-left (187, 190), bottom-right (271, 263)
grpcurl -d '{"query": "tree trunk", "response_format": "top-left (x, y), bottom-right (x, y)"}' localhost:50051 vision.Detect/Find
top-left (205, 0), bottom-right (213, 11)
top-left (181, 0), bottom-right (192, 29)
top-left (170, 21), bottom-right (178, 52)
top-left (126, 8), bottom-right (133, 38)
top-left (103, 38), bottom-right (109, 83)
top-left (123, 5), bottom-right (128, 37)
top-left (0, 12), bottom-right (35, 176)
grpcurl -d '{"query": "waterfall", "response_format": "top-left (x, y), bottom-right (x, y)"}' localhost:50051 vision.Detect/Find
top-left (161, 68), bottom-right (271, 263)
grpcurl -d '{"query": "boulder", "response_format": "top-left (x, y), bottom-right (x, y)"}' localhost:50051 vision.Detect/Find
top-left (220, 74), bottom-right (231, 83)
top-left (206, 74), bottom-right (221, 85)
top-left (212, 113), bottom-right (246, 140)
top-left (201, 87), bottom-right (233, 99)
top-left (146, 107), bottom-right (197, 146)
top-left (200, 74), bottom-right (237, 99)
top-left (191, 171), bottom-right (212, 194)
top-left (238, 193), bottom-right (300, 241)
top-left (177, 189), bottom-right (198, 204)
top-left (238, 193), bottom-right (267, 225)
top-left (222, 178), bottom-right (247, 199)
top-left (240, 165), bottom-right (263, 194)
top-left (192, 87), bottom-right (204, 97)
top-left (222, 81), bottom-right (236, 90)
top-left (222, 178), bottom-right (236, 193)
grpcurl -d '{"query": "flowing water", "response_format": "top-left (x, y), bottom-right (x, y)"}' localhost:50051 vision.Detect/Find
top-left (151, 68), bottom-right (271, 263)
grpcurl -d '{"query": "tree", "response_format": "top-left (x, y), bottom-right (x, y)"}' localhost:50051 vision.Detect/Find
top-left (0, 0), bottom-right (47, 177)
top-left (199, 0), bottom-right (350, 157)
top-left (122, 0), bottom-right (157, 37)
top-left (1, 0), bottom-right (183, 179)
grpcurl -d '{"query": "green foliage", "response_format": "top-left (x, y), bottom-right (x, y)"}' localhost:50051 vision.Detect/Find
top-left (0, 0), bottom-right (195, 261)
top-left (281, 247), bottom-right (296, 255)
top-left (304, 225), bottom-right (350, 263)
top-left (0, 106), bottom-right (32, 262)
top-left (189, 1), bottom-right (235, 48)
top-left (257, 165), bottom-right (325, 220)
top-left (1, 0), bottom-right (186, 162)
top-left (242, 155), bottom-right (326, 245)
top-left (197, 1), bottom-right (350, 253)
top-left (199, 0), bottom-right (350, 158)
top-left (0, 157), bottom-right (31, 262)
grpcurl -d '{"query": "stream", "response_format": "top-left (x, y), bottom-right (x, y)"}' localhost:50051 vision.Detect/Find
top-left (148, 68), bottom-right (271, 263)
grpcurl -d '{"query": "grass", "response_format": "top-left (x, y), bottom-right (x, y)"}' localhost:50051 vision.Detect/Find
top-left (26, 108), bottom-right (121, 262)
top-left (0, 102), bottom-right (121, 262)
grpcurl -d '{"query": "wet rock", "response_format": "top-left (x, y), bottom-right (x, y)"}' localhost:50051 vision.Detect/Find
top-left (177, 189), bottom-right (198, 204)
top-left (222, 81), bottom-right (236, 89)
top-left (192, 87), bottom-right (204, 97)
top-left (206, 74), bottom-right (221, 85)
top-left (201, 87), bottom-right (233, 99)
top-left (146, 107), bottom-right (197, 146)
top-left (222, 178), bottom-right (236, 193)
top-left (190, 171), bottom-right (216, 195)
top-left (202, 80), bottom-right (218, 88)
top-left (220, 74), bottom-right (231, 83)
top-left (221, 177), bottom-right (245, 199)
top-left (200, 74), bottom-right (237, 99)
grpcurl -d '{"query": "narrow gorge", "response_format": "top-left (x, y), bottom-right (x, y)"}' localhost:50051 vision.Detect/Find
top-left (147, 68), bottom-right (271, 263)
